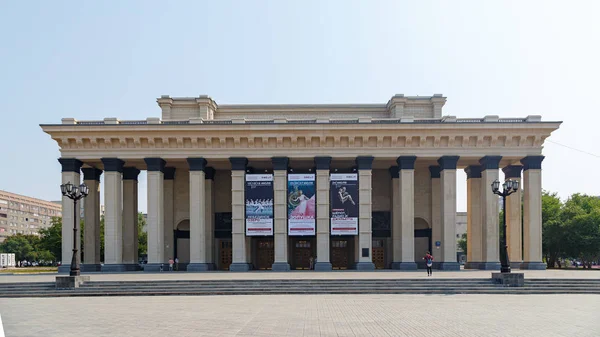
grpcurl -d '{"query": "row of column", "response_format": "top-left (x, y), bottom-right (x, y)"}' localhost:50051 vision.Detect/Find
top-left (464, 155), bottom-right (545, 270)
top-left (58, 154), bottom-right (545, 272)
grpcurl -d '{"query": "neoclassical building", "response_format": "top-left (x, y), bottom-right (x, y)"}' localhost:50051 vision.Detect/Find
top-left (41, 94), bottom-right (560, 272)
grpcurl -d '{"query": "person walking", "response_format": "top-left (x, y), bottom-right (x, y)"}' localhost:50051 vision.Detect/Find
top-left (168, 258), bottom-right (174, 272)
top-left (309, 256), bottom-right (314, 270)
top-left (175, 257), bottom-right (179, 271)
top-left (423, 252), bottom-right (434, 276)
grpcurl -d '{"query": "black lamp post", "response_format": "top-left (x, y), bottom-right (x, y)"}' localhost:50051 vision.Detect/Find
top-left (491, 179), bottom-right (519, 273)
top-left (60, 181), bottom-right (89, 277)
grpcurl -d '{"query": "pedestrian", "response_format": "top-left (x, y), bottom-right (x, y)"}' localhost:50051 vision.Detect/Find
top-left (423, 251), bottom-right (434, 276)
top-left (168, 258), bottom-right (174, 272)
top-left (309, 256), bottom-right (314, 270)
top-left (175, 257), bottom-right (179, 271)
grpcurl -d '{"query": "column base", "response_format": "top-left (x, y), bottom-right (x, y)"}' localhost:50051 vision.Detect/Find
top-left (271, 262), bottom-right (291, 271)
top-left (438, 262), bottom-right (461, 271)
top-left (391, 262), bottom-right (418, 270)
top-left (510, 262), bottom-right (523, 269)
top-left (355, 262), bottom-right (376, 270)
top-left (314, 262), bottom-right (332, 271)
top-left (81, 264), bottom-right (102, 272)
top-left (187, 263), bottom-right (213, 272)
top-left (101, 264), bottom-right (134, 272)
top-left (143, 263), bottom-right (167, 272)
top-left (229, 263), bottom-right (251, 272)
top-left (478, 262), bottom-right (501, 270)
top-left (520, 262), bottom-right (547, 270)
top-left (464, 262), bottom-right (481, 270)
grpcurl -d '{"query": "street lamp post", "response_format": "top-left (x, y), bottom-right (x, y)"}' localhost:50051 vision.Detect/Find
top-left (491, 179), bottom-right (519, 273)
top-left (60, 181), bottom-right (89, 277)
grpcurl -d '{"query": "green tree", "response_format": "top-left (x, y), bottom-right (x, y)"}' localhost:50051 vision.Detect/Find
top-left (457, 233), bottom-right (467, 256)
top-left (561, 194), bottom-right (600, 268)
top-left (138, 212), bottom-right (147, 257)
top-left (0, 234), bottom-right (40, 262)
top-left (38, 216), bottom-right (62, 261)
top-left (541, 191), bottom-right (564, 268)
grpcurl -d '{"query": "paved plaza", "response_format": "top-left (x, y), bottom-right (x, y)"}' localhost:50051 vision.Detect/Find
top-left (1, 294), bottom-right (598, 337)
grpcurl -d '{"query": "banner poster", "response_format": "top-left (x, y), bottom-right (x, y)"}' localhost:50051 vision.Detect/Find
top-left (245, 174), bottom-right (274, 236)
top-left (330, 173), bottom-right (359, 235)
top-left (287, 174), bottom-right (316, 236)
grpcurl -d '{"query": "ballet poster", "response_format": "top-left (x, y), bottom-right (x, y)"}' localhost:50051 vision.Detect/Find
top-left (287, 174), bottom-right (316, 236)
top-left (330, 173), bottom-right (359, 235)
top-left (245, 174), bottom-right (274, 236)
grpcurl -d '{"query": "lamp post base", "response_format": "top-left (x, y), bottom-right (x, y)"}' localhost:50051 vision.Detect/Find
top-left (55, 275), bottom-right (90, 289)
top-left (492, 272), bottom-right (524, 287)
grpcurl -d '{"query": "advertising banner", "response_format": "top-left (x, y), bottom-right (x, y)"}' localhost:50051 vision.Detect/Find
top-left (245, 174), bottom-right (274, 236)
top-left (287, 174), bottom-right (316, 236)
top-left (330, 173), bottom-right (359, 235)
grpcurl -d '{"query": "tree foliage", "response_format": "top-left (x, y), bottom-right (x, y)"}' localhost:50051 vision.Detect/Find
top-left (457, 233), bottom-right (467, 256)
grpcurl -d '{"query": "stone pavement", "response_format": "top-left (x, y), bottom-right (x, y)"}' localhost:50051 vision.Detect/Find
top-left (1, 269), bottom-right (599, 283)
top-left (1, 294), bottom-right (599, 337)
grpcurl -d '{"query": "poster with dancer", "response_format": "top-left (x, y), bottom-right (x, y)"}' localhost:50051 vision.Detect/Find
top-left (245, 174), bottom-right (274, 236)
top-left (330, 173), bottom-right (359, 235)
top-left (287, 174), bottom-right (316, 236)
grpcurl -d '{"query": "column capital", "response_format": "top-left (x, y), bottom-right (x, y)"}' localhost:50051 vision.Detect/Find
top-left (271, 157), bottom-right (289, 170)
top-left (520, 156), bottom-right (544, 171)
top-left (438, 156), bottom-right (460, 170)
top-left (429, 165), bottom-right (441, 178)
top-left (397, 156), bottom-right (417, 170)
top-left (122, 167), bottom-right (141, 180)
top-left (502, 165), bottom-right (523, 178)
top-left (187, 157), bottom-right (207, 171)
top-left (389, 166), bottom-right (399, 179)
top-left (204, 167), bottom-right (216, 180)
top-left (163, 167), bottom-right (176, 180)
top-left (314, 156), bottom-right (332, 170)
top-left (101, 158), bottom-right (125, 172)
top-left (229, 157), bottom-right (248, 171)
top-left (81, 167), bottom-right (102, 181)
top-left (58, 158), bottom-right (83, 173)
top-left (356, 156), bottom-right (374, 170)
top-left (144, 158), bottom-right (166, 172)
top-left (464, 165), bottom-right (482, 179)
top-left (479, 155), bottom-right (502, 170)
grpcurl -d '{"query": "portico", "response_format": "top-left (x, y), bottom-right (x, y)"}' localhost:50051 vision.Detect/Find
top-left (42, 94), bottom-right (560, 272)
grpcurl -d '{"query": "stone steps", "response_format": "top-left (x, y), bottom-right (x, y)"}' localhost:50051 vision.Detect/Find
top-left (2, 278), bottom-right (600, 298)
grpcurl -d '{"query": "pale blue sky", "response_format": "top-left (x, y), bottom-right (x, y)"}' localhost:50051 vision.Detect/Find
top-left (1, 1), bottom-right (599, 212)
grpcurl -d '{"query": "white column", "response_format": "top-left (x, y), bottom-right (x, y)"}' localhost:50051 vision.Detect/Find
top-left (229, 157), bottom-right (249, 271)
top-left (429, 166), bottom-right (442, 262)
top-left (144, 158), bottom-right (165, 271)
top-left (101, 158), bottom-right (125, 271)
top-left (521, 156), bottom-right (546, 269)
top-left (187, 158), bottom-right (209, 271)
top-left (392, 157), bottom-right (418, 269)
top-left (82, 167), bottom-right (101, 271)
top-left (205, 167), bottom-right (216, 269)
top-left (58, 158), bottom-right (82, 273)
top-left (163, 167), bottom-right (175, 265)
top-left (503, 165), bottom-right (523, 269)
top-left (390, 166), bottom-right (401, 266)
top-left (315, 156), bottom-right (332, 270)
top-left (122, 167), bottom-right (139, 269)
top-left (479, 156), bottom-right (501, 270)
top-left (272, 157), bottom-right (290, 271)
top-left (438, 156), bottom-right (460, 270)
top-left (356, 156), bottom-right (375, 270)
top-left (464, 165), bottom-right (483, 269)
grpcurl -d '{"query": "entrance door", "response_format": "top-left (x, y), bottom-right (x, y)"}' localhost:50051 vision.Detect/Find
top-left (293, 240), bottom-right (312, 270)
top-left (372, 239), bottom-right (385, 269)
top-left (256, 239), bottom-right (274, 270)
top-left (331, 239), bottom-right (350, 269)
top-left (219, 240), bottom-right (232, 270)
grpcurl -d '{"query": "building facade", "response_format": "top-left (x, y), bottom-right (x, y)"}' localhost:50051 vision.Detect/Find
top-left (41, 94), bottom-right (560, 272)
top-left (0, 190), bottom-right (62, 243)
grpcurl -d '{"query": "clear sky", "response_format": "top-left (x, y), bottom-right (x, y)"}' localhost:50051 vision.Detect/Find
top-left (1, 1), bottom-right (598, 212)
